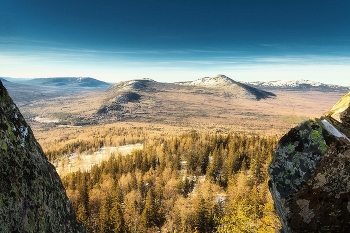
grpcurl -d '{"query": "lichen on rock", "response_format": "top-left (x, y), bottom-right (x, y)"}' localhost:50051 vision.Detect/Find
top-left (269, 119), bottom-right (330, 199)
top-left (0, 81), bottom-right (87, 232)
top-left (269, 91), bottom-right (350, 233)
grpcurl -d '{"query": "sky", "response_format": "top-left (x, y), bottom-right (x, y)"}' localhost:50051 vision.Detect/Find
top-left (1, 0), bottom-right (350, 86)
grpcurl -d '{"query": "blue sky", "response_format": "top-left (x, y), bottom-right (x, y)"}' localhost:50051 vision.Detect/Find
top-left (1, 0), bottom-right (350, 85)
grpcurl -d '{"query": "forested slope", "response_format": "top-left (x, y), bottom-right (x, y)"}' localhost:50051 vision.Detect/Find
top-left (53, 131), bottom-right (281, 232)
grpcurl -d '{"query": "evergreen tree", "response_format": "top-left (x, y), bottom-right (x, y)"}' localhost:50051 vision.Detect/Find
top-left (193, 193), bottom-right (215, 233)
top-left (110, 201), bottom-right (125, 233)
top-left (198, 145), bottom-right (210, 174)
top-left (98, 197), bottom-right (112, 233)
top-left (140, 187), bottom-right (158, 231)
top-left (76, 202), bottom-right (90, 231)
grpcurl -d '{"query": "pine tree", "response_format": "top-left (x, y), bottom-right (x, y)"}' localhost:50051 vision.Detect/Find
top-left (140, 187), bottom-right (158, 231)
top-left (76, 202), bottom-right (90, 231)
top-left (110, 201), bottom-right (125, 233)
top-left (193, 194), bottom-right (212, 233)
top-left (98, 197), bottom-right (112, 233)
top-left (198, 145), bottom-right (210, 174)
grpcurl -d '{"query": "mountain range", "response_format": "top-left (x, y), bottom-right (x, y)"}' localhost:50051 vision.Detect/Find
top-left (247, 79), bottom-right (349, 92)
top-left (1, 75), bottom-right (348, 134)
top-left (2, 75), bottom-right (348, 93)
top-left (0, 77), bottom-right (110, 104)
top-left (13, 77), bottom-right (110, 88)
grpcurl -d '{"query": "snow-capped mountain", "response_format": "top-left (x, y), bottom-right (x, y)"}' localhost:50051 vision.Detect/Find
top-left (107, 79), bottom-right (155, 92)
top-left (247, 79), bottom-right (349, 91)
top-left (178, 74), bottom-right (235, 87)
top-left (177, 74), bottom-right (275, 100)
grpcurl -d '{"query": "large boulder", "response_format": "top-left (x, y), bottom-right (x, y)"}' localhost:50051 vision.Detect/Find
top-left (269, 92), bottom-right (350, 232)
top-left (0, 81), bottom-right (87, 232)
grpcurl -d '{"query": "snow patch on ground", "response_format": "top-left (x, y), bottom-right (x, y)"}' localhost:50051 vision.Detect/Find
top-left (53, 143), bottom-right (143, 176)
top-left (34, 116), bottom-right (60, 123)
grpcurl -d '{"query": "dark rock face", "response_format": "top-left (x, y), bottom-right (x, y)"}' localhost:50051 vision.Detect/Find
top-left (269, 92), bottom-right (350, 232)
top-left (0, 81), bottom-right (87, 232)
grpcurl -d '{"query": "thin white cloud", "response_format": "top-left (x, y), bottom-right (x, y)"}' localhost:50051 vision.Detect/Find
top-left (1, 43), bottom-right (350, 86)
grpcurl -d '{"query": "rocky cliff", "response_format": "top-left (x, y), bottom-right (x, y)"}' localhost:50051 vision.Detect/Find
top-left (0, 81), bottom-right (87, 232)
top-left (269, 92), bottom-right (350, 232)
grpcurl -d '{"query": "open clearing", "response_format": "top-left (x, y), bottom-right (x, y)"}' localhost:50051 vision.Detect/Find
top-left (53, 143), bottom-right (143, 176)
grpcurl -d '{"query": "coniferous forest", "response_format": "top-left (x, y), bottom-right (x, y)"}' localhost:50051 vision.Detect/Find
top-left (49, 130), bottom-right (281, 232)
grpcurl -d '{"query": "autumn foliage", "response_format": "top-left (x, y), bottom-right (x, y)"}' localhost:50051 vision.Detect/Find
top-left (57, 130), bottom-right (281, 232)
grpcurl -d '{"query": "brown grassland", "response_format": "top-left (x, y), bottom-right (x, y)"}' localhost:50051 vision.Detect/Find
top-left (25, 89), bottom-right (346, 140)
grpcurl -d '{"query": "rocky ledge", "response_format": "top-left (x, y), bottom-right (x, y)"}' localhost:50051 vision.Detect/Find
top-left (0, 81), bottom-right (87, 232)
top-left (269, 92), bottom-right (350, 232)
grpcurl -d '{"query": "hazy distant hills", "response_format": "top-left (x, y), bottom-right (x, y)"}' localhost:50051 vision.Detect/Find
top-left (20, 77), bottom-right (111, 89)
top-left (0, 77), bottom-right (111, 104)
top-left (1, 77), bottom-right (110, 89)
top-left (0, 78), bottom-right (53, 103)
top-left (247, 79), bottom-right (349, 92)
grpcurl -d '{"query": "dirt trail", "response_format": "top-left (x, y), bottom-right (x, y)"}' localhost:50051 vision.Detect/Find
top-left (53, 143), bottom-right (143, 176)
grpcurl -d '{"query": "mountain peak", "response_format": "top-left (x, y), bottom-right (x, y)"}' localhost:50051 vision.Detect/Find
top-left (108, 79), bottom-right (155, 92)
top-left (180, 74), bottom-right (235, 87)
top-left (177, 75), bottom-right (275, 100)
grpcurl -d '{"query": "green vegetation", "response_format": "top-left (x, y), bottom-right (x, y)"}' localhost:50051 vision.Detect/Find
top-left (58, 131), bottom-right (281, 232)
top-left (310, 127), bottom-right (328, 154)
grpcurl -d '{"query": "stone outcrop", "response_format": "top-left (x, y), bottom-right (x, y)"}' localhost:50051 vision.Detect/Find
top-left (0, 81), bottom-right (87, 232)
top-left (269, 92), bottom-right (350, 232)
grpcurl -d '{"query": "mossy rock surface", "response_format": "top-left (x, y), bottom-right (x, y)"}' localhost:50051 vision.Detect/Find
top-left (269, 91), bottom-right (350, 233)
top-left (0, 81), bottom-right (87, 233)
top-left (269, 119), bottom-right (330, 199)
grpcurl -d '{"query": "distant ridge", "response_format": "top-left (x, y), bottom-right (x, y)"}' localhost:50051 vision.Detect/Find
top-left (0, 77), bottom-right (111, 104)
top-left (247, 79), bottom-right (349, 92)
top-left (0, 78), bottom-right (51, 103)
top-left (0, 77), bottom-right (9, 83)
top-left (21, 77), bottom-right (111, 88)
